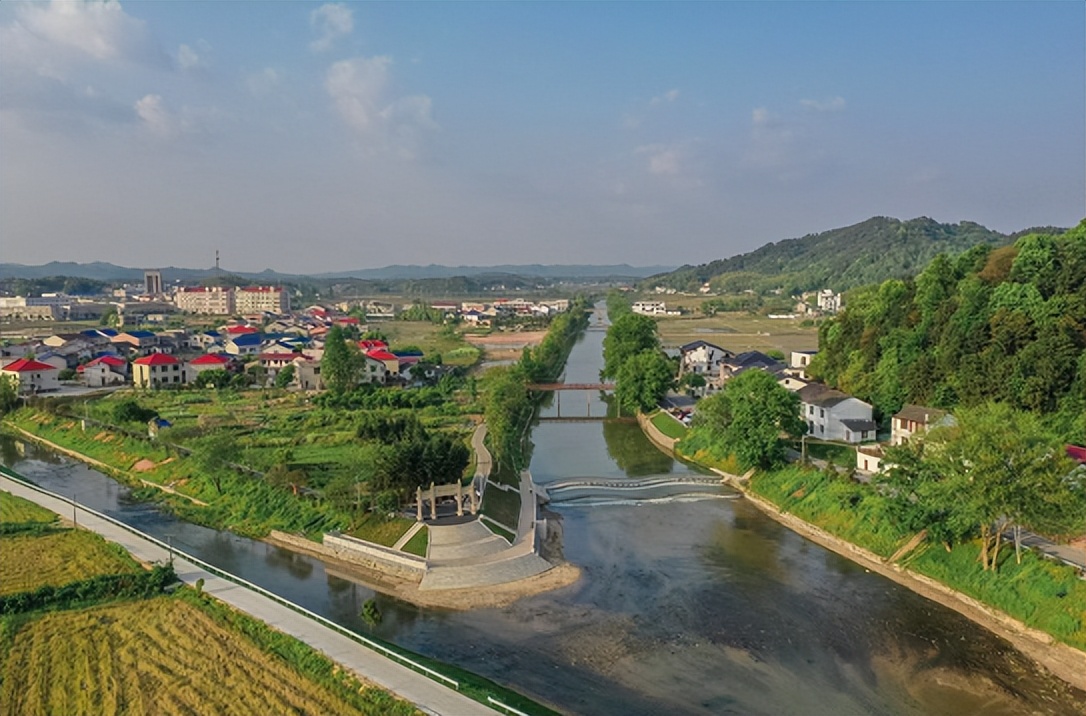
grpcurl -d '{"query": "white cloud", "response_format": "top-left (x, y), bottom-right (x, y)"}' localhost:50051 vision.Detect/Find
top-left (245, 67), bottom-right (280, 97)
top-left (310, 3), bottom-right (353, 53)
top-left (325, 56), bottom-right (436, 157)
top-left (637, 144), bottom-right (681, 176)
top-left (134, 94), bottom-right (174, 136)
top-left (800, 96), bottom-right (846, 112)
top-left (177, 42), bottom-right (209, 71)
top-left (650, 88), bottom-right (680, 106)
top-left (16, 0), bottom-right (157, 64)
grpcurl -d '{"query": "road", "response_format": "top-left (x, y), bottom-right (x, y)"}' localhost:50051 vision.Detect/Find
top-left (0, 473), bottom-right (498, 716)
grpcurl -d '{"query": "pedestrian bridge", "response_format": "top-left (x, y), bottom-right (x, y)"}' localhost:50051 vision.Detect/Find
top-left (538, 474), bottom-right (732, 503)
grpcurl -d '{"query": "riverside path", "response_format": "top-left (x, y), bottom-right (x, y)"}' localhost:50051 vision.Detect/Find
top-left (0, 472), bottom-right (497, 716)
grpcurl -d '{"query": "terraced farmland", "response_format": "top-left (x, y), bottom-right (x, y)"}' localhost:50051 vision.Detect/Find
top-left (0, 596), bottom-right (406, 716)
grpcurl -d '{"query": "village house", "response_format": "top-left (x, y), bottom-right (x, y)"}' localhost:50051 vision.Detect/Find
top-left (632, 301), bottom-right (667, 316)
top-left (223, 332), bottom-right (264, 356)
top-left (797, 383), bottom-right (876, 443)
top-left (188, 353), bottom-right (234, 376)
top-left (292, 356), bottom-right (324, 391)
top-left (891, 405), bottom-right (950, 445)
top-left (80, 355), bottom-right (128, 387)
top-left (719, 351), bottom-right (788, 383)
top-left (132, 353), bottom-right (187, 389)
top-left (1, 358), bottom-right (60, 394)
top-left (111, 330), bottom-right (161, 356)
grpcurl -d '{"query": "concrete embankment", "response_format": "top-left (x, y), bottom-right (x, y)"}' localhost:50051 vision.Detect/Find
top-left (636, 412), bottom-right (678, 454)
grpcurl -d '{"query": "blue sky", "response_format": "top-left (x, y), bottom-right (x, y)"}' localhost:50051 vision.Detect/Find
top-left (1, 1), bottom-right (1082, 274)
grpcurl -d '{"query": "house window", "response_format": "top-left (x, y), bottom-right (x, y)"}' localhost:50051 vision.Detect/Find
top-left (845, 431), bottom-right (851, 441)
top-left (819, 425), bottom-right (824, 434)
top-left (808, 406), bottom-right (814, 415)
top-left (820, 408), bottom-right (825, 418)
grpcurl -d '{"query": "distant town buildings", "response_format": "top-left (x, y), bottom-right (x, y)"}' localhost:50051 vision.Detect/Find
top-left (143, 270), bottom-right (163, 297)
top-left (176, 286), bottom-right (234, 315)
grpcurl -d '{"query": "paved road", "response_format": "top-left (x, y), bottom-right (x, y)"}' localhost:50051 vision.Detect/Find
top-left (0, 474), bottom-right (497, 716)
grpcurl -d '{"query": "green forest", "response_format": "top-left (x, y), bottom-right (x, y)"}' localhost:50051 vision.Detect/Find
top-left (807, 222), bottom-right (1086, 442)
top-left (643, 216), bottom-right (1065, 294)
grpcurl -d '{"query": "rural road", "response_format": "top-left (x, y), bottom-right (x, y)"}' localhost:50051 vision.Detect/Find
top-left (0, 473), bottom-right (498, 716)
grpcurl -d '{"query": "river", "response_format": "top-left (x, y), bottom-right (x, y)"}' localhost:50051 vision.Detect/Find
top-left (2, 306), bottom-right (1084, 715)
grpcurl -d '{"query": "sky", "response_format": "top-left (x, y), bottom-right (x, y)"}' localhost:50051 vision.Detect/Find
top-left (1, 1), bottom-right (1083, 274)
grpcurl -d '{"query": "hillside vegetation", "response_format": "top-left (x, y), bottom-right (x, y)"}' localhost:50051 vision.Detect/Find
top-left (645, 216), bottom-right (1064, 294)
top-left (807, 221), bottom-right (1086, 439)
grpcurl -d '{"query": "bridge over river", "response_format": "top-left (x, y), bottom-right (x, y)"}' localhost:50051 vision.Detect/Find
top-left (538, 474), bottom-right (734, 503)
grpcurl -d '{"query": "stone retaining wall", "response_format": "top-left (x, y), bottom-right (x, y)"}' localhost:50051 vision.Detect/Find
top-left (269, 530), bottom-right (426, 581)
top-left (637, 412), bottom-right (677, 454)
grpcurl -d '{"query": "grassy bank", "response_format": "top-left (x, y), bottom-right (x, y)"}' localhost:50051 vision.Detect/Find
top-left (650, 411), bottom-right (688, 440)
top-left (747, 465), bottom-right (1086, 651)
top-left (2, 409), bottom-right (418, 545)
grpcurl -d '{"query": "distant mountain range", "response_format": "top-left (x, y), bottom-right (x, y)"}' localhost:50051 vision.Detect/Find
top-left (642, 216), bottom-right (1067, 293)
top-left (0, 262), bottom-right (674, 283)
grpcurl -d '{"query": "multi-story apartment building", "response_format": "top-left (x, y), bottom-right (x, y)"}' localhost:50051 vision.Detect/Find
top-left (175, 286), bottom-right (235, 315)
top-left (234, 286), bottom-right (290, 315)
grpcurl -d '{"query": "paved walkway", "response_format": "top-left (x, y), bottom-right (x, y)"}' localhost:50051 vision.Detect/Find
top-left (420, 427), bottom-right (553, 591)
top-left (0, 474), bottom-right (496, 716)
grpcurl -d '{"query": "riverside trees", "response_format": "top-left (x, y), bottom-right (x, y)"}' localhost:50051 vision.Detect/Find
top-left (686, 369), bottom-right (805, 471)
top-left (879, 403), bottom-right (1086, 569)
top-left (603, 312), bottom-right (673, 413)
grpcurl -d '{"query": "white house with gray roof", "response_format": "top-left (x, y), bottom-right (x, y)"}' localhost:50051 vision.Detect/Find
top-left (797, 383), bottom-right (876, 443)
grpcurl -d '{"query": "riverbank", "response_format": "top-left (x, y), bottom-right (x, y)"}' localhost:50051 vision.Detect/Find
top-left (5, 420), bottom-right (581, 611)
top-left (636, 415), bottom-right (1086, 691)
top-left (725, 474), bottom-right (1086, 691)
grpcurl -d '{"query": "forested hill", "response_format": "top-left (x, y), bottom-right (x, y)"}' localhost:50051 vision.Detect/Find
top-left (806, 221), bottom-right (1086, 442)
top-left (643, 216), bottom-right (1060, 293)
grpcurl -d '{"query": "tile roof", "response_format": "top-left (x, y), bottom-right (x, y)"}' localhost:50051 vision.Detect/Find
top-left (133, 353), bottom-right (179, 366)
top-left (190, 354), bottom-right (232, 366)
top-left (893, 405), bottom-right (947, 425)
top-left (2, 358), bottom-right (59, 372)
top-left (86, 355), bottom-right (127, 368)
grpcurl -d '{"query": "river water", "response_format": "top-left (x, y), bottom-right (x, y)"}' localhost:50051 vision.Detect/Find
top-left (3, 307), bottom-right (1084, 715)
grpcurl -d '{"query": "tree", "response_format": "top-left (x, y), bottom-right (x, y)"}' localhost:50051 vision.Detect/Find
top-left (922, 403), bottom-right (1086, 570)
top-left (615, 350), bottom-right (674, 413)
top-left (321, 325), bottom-right (361, 394)
top-left (274, 364), bottom-right (295, 389)
top-left (601, 313), bottom-right (659, 379)
top-left (267, 463), bottom-right (309, 496)
top-left (679, 372), bottom-right (707, 395)
top-left (0, 376), bottom-right (19, 416)
top-left (112, 400), bottom-right (157, 424)
top-left (705, 370), bottom-right (805, 471)
top-left (189, 432), bottom-right (237, 495)
top-left (194, 368), bottom-right (231, 389)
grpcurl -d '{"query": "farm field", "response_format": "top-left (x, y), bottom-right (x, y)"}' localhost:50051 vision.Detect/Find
top-left (377, 320), bottom-right (481, 366)
top-left (0, 596), bottom-right (412, 716)
top-left (0, 529), bottom-right (142, 597)
top-left (654, 312), bottom-right (819, 355)
top-left (0, 490), bottom-right (58, 524)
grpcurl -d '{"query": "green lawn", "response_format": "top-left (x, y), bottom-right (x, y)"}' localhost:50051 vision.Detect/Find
top-left (650, 411), bottom-right (688, 440)
top-left (401, 526), bottom-right (429, 557)
top-left (481, 484), bottom-right (520, 531)
top-left (481, 517), bottom-right (515, 543)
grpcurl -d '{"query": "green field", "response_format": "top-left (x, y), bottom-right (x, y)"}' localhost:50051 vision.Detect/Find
top-left (0, 491), bottom-right (57, 525)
